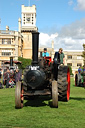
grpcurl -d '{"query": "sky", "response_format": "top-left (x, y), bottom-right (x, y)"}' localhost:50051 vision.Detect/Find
top-left (0, 0), bottom-right (85, 51)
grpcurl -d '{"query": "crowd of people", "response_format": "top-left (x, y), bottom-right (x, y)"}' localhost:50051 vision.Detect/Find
top-left (0, 67), bottom-right (22, 89)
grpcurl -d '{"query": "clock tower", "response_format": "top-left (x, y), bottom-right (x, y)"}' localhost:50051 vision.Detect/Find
top-left (21, 5), bottom-right (38, 59)
top-left (21, 5), bottom-right (37, 31)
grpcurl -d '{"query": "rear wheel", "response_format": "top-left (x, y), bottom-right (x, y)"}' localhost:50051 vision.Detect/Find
top-left (15, 81), bottom-right (24, 108)
top-left (52, 80), bottom-right (58, 108)
top-left (57, 66), bottom-right (70, 101)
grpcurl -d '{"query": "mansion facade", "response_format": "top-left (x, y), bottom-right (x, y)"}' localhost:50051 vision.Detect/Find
top-left (64, 50), bottom-right (83, 75)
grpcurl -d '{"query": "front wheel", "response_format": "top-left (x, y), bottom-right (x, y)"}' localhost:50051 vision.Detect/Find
top-left (52, 80), bottom-right (58, 108)
top-left (15, 81), bottom-right (24, 109)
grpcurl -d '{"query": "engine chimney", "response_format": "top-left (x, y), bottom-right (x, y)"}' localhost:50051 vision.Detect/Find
top-left (32, 32), bottom-right (39, 66)
top-left (10, 57), bottom-right (13, 67)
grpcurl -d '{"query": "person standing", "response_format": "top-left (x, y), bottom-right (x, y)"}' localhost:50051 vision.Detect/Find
top-left (58, 48), bottom-right (65, 65)
top-left (53, 48), bottom-right (65, 80)
top-left (4, 67), bottom-right (10, 88)
top-left (15, 69), bottom-right (21, 83)
top-left (78, 66), bottom-right (82, 73)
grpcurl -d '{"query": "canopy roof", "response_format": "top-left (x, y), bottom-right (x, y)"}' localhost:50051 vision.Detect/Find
top-left (4, 61), bottom-right (22, 64)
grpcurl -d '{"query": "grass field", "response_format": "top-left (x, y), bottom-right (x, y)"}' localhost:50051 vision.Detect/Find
top-left (0, 77), bottom-right (85, 128)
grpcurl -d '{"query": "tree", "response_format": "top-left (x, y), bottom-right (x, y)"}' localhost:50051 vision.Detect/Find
top-left (81, 44), bottom-right (85, 66)
top-left (18, 57), bottom-right (32, 70)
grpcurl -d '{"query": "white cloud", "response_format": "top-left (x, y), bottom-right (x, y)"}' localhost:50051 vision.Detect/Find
top-left (68, 0), bottom-right (85, 11)
top-left (54, 37), bottom-right (84, 51)
top-left (39, 18), bottom-right (85, 51)
top-left (39, 32), bottom-right (58, 48)
top-left (74, 0), bottom-right (85, 11)
top-left (59, 18), bottom-right (85, 39)
top-left (50, 33), bottom-right (58, 38)
top-left (68, 0), bottom-right (73, 6)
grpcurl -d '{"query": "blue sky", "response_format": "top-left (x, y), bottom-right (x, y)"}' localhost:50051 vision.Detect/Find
top-left (0, 0), bottom-right (85, 50)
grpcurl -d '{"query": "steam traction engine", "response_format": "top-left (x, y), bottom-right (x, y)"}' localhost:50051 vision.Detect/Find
top-left (4, 57), bottom-right (21, 87)
top-left (15, 32), bottom-right (70, 108)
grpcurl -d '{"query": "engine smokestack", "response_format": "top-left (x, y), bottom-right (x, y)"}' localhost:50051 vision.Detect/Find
top-left (32, 32), bottom-right (39, 66)
top-left (10, 57), bottom-right (13, 67)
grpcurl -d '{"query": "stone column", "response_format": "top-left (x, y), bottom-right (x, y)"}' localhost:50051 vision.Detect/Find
top-left (18, 18), bottom-right (21, 32)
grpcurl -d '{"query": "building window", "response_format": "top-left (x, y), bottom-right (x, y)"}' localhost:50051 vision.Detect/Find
top-left (77, 63), bottom-right (82, 67)
top-left (12, 38), bottom-right (13, 44)
top-left (67, 63), bottom-right (72, 66)
top-left (2, 50), bottom-right (11, 56)
top-left (77, 56), bottom-right (82, 59)
top-left (67, 55), bottom-right (72, 59)
top-left (2, 52), bottom-right (11, 56)
top-left (2, 39), bottom-right (11, 44)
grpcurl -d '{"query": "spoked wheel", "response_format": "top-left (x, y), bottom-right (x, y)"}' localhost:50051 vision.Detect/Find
top-left (52, 80), bottom-right (58, 108)
top-left (15, 81), bottom-right (24, 109)
top-left (58, 66), bottom-right (70, 101)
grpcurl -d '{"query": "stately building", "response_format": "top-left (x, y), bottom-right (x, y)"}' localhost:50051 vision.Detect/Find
top-left (64, 50), bottom-right (83, 75)
top-left (0, 26), bottom-right (22, 67)
top-left (0, 4), bottom-right (84, 75)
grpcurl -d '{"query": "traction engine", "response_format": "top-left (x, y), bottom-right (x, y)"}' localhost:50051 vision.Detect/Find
top-left (15, 32), bottom-right (70, 108)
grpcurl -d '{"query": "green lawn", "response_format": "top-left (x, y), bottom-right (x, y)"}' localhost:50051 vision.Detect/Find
top-left (0, 77), bottom-right (85, 128)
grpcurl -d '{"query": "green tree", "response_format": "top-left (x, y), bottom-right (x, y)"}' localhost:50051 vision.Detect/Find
top-left (18, 57), bottom-right (32, 70)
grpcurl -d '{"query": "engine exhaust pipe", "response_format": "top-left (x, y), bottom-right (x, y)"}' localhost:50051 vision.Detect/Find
top-left (10, 57), bottom-right (13, 67)
top-left (32, 32), bottom-right (39, 66)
